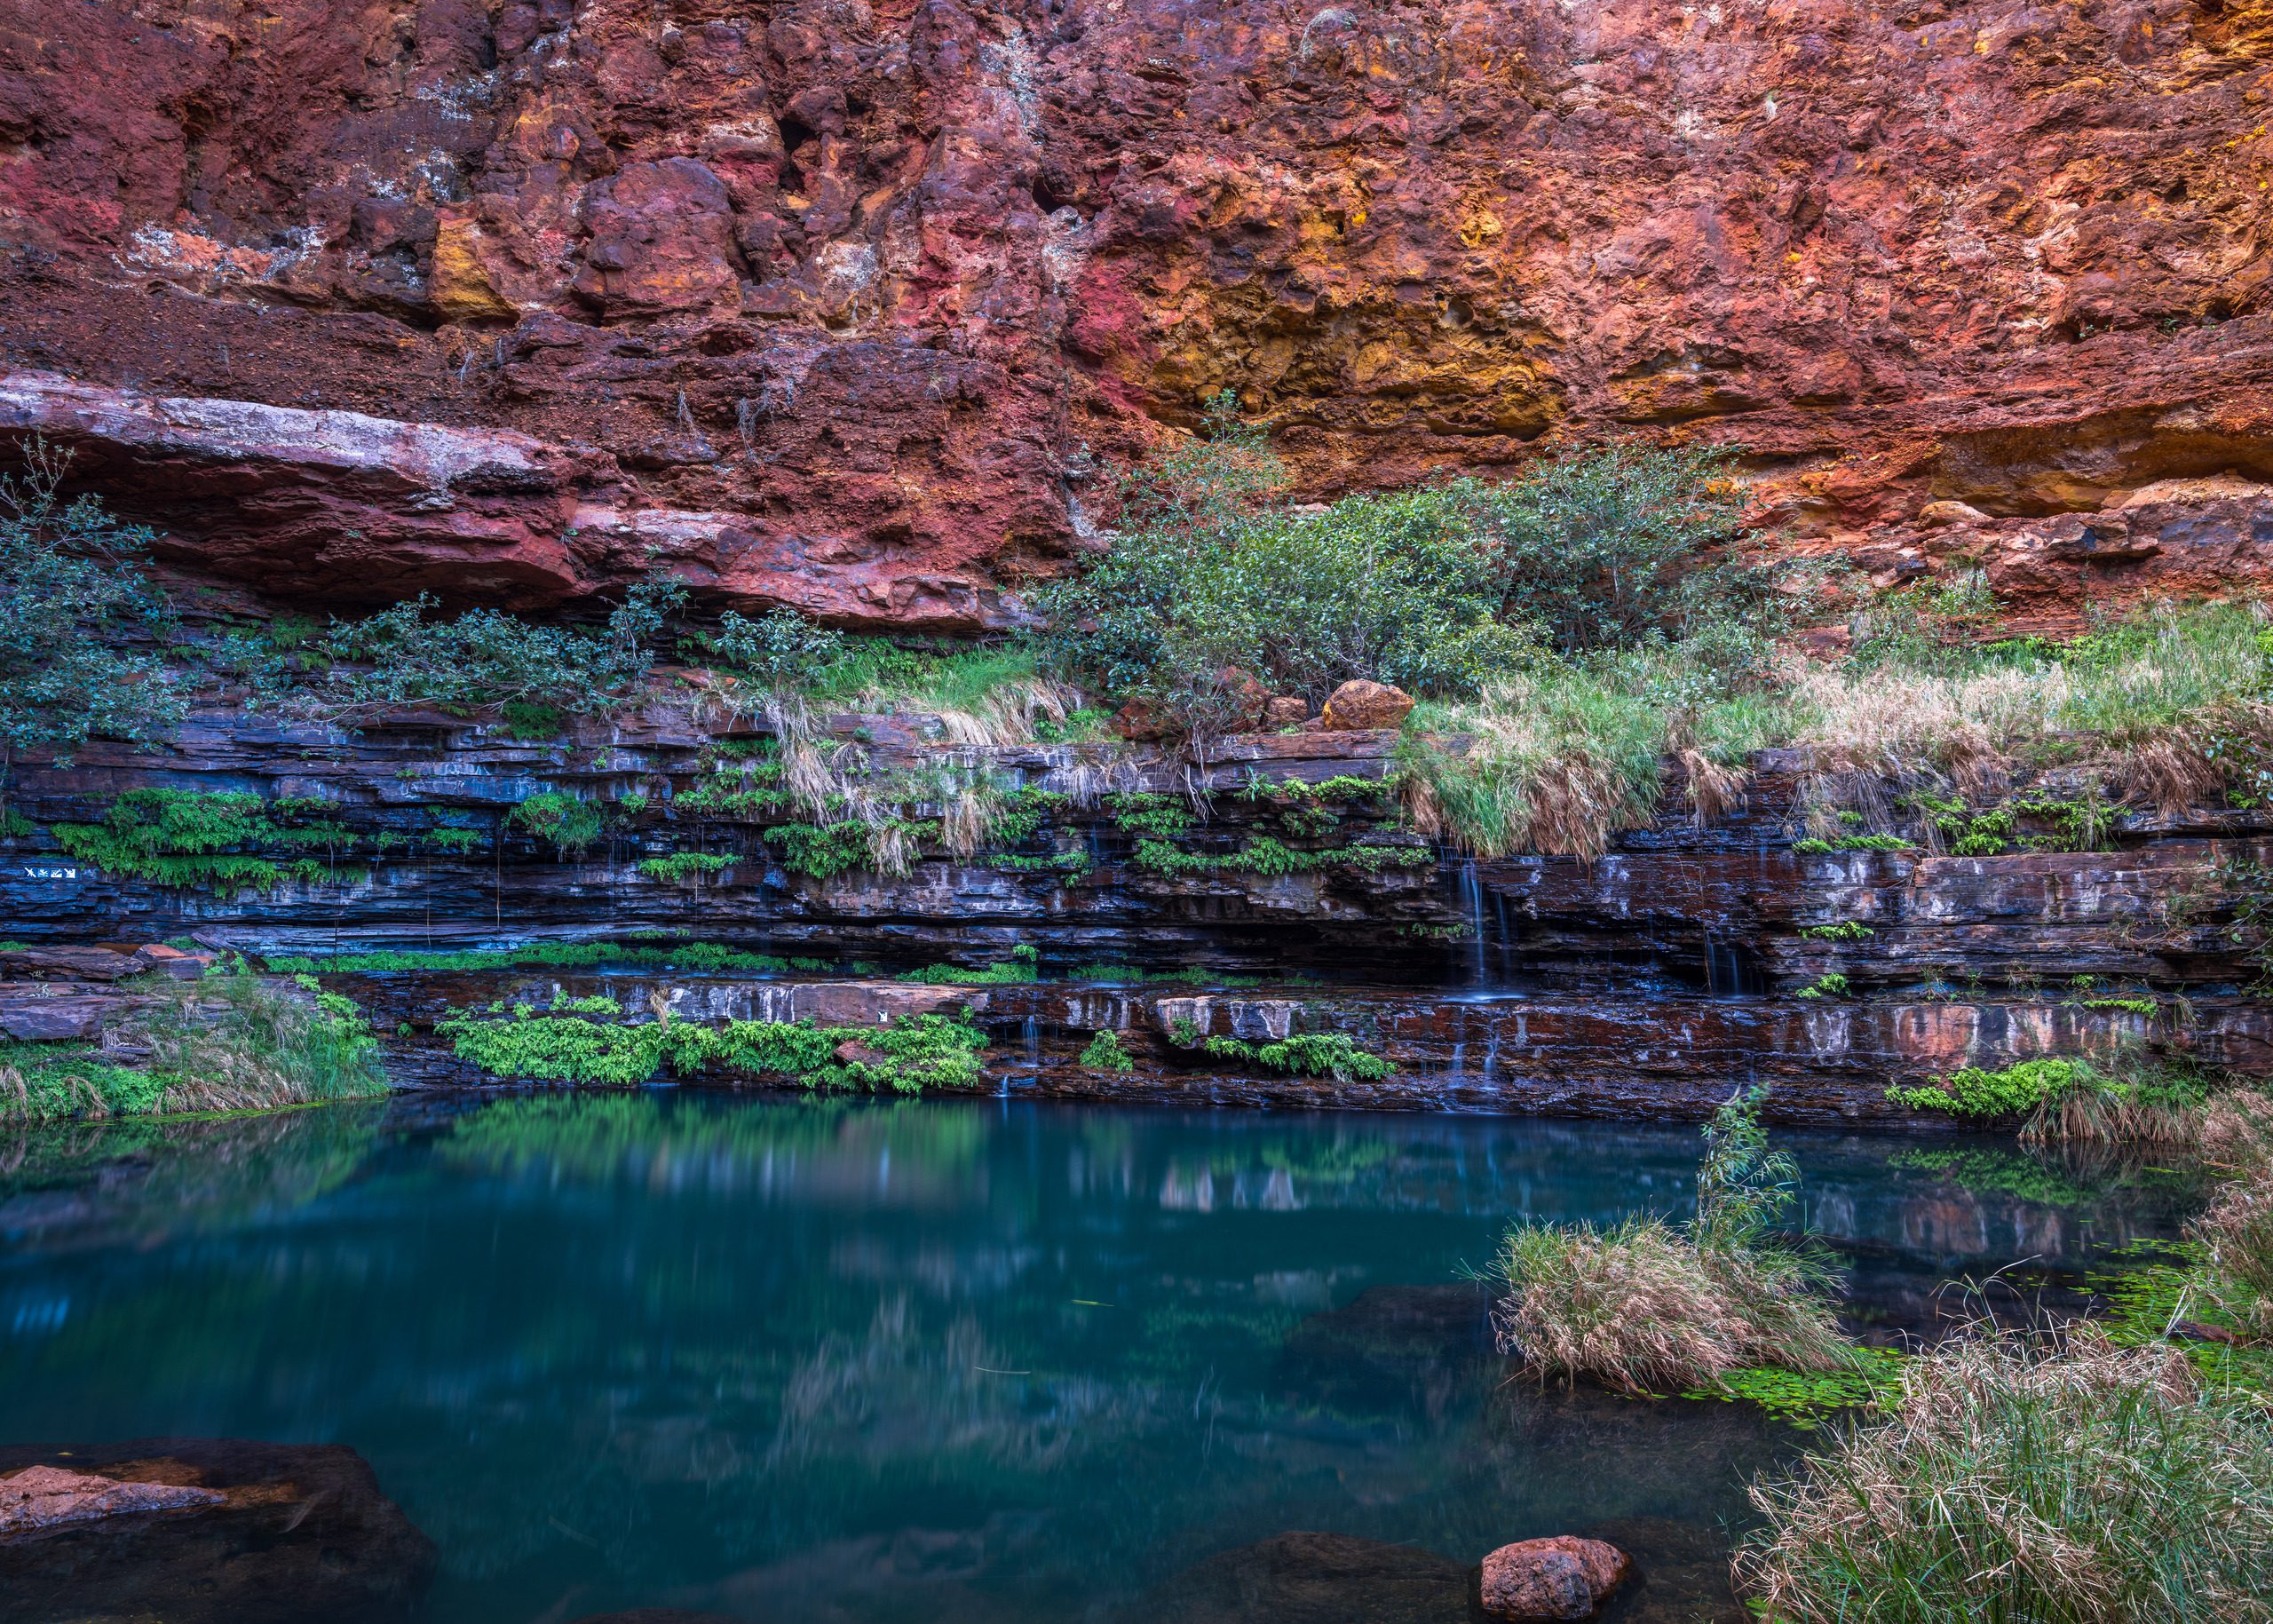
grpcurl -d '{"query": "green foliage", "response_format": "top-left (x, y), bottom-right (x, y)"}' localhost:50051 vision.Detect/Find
top-left (694, 606), bottom-right (846, 693)
top-left (436, 1006), bottom-right (988, 1093)
top-left (1067, 963), bottom-right (1271, 988)
top-left (2, 970), bottom-right (386, 1121)
top-left (265, 939), bottom-right (811, 975)
top-left (1201, 1032), bottom-right (1394, 1081)
top-left (0, 1042), bottom-right (166, 1121)
top-left (1080, 1029), bottom-right (1135, 1073)
top-left (895, 944), bottom-right (1038, 986)
top-left (509, 791), bottom-right (606, 855)
top-left (1132, 832), bottom-right (1431, 879)
top-left (1104, 792), bottom-right (1195, 838)
top-left (1793, 972), bottom-right (1850, 1000)
top-left (257, 579), bottom-right (685, 722)
top-left (0, 446), bottom-right (184, 785)
top-left (1685, 1348), bottom-right (1912, 1427)
top-left (637, 851), bottom-right (733, 883)
top-left (2224, 857), bottom-right (2273, 995)
top-left (1889, 1057), bottom-right (2099, 1118)
top-left (50, 788), bottom-right (355, 895)
top-left (760, 820), bottom-right (859, 878)
top-left (1694, 1083), bottom-right (1807, 1256)
top-left (1798, 922), bottom-right (1874, 941)
top-left (1914, 788), bottom-right (2115, 857)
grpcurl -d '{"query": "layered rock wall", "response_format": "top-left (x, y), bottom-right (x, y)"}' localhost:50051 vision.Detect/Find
top-left (2, 0), bottom-right (2270, 624)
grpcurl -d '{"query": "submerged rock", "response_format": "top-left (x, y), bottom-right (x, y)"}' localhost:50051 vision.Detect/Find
top-left (1479, 1534), bottom-right (1629, 1620)
top-left (0, 1465), bottom-right (223, 1531)
top-left (0, 1438), bottom-right (434, 1624)
top-left (1133, 1529), bottom-right (1471, 1623)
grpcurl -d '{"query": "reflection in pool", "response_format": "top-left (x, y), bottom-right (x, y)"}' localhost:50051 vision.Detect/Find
top-left (0, 1095), bottom-right (2203, 1623)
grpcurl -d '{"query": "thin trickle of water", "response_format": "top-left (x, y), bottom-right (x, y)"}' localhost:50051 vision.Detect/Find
top-left (1456, 860), bottom-right (1488, 986)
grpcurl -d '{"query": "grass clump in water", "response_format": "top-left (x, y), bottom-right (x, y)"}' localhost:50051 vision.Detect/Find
top-left (1, 970), bottom-right (386, 1122)
top-left (1493, 1085), bottom-right (1853, 1394)
top-left (1735, 1326), bottom-right (2273, 1622)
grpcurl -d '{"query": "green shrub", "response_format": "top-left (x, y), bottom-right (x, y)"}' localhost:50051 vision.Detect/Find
top-left (1080, 1029), bottom-right (1135, 1073)
top-left (510, 792), bottom-right (606, 855)
top-left (265, 939), bottom-right (804, 976)
top-left (1793, 972), bottom-right (1850, 1001)
top-left (50, 788), bottom-right (354, 895)
top-left (1737, 1327), bottom-right (2273, 1622)
top-left (1889, 1053), bottom-right (2215, 1148)
top-left (435, 1006), bottom-right (988, 1093)
top-left (257, 580), bottom-right (684, 723)
top-left (0, 446), bottom-right (184, 797)
top-left (1202, 1032), bottom-right (1393, 1081)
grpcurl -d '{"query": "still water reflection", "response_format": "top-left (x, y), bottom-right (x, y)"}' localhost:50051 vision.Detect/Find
top-left (0, 1095), bottom-right (2198, 1623)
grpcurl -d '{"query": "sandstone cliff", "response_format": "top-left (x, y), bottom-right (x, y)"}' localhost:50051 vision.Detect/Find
top-left (2, 0), bottom-right (2271, 627)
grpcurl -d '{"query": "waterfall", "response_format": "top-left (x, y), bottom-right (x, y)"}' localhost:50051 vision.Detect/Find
top-left (1458, 860), bottom-right (1488, 986)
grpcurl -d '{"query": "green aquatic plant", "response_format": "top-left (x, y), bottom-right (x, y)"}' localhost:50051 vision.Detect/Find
top-left (1685, 1347), bottom-right (1912, 1427)
top-left (1493, 1086), bottom-right (1851, 1396)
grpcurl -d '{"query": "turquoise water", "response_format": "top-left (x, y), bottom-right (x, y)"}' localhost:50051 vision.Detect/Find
top-left (0, 1096), bottom-right (2197, 1622)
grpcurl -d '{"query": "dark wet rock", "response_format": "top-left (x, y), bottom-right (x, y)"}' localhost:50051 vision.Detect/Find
top-left (0, 1438), bottom-right (434, 1624)
top-left (0, 947), bottom-right (141, 982)
top-left (567, 1613), bottom-right (741, 1624)
top-left (0, 994), bottom-right (123, 1041)
top-left (1137, 1529), bottom-right (1473, 1623)
top-left (1480, 1535), bottom-right (1628, 1620)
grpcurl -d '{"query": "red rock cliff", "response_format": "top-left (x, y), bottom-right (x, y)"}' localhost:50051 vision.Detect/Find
top-left (1, 0), bottom-right (2269, 628)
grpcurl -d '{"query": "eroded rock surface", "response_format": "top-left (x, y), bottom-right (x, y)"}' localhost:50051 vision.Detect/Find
top-left (0, 0), bottom-right (2269, 623)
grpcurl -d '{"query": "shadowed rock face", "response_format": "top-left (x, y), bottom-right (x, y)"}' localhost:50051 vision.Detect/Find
top-left (2, 0), bottom-right (2270, 625)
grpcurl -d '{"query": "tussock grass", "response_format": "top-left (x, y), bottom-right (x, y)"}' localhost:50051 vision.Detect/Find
top-left (1494, 1216), bottom-right (1850, 1395)
top-left (0, 971), bottom-right (386, 1122)
top-left (1736, 1326), bottom-right (2273, 1623)
top-left (1493, 1086), bottom-right (1852, 1393)
top-left (1400, 599), bottom-right (2269, 859)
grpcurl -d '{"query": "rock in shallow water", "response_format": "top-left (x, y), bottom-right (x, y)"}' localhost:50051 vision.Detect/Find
top-left (0, 1438), bottom-right (434, 1624)
top-left (1129, 1529), bottom-right (1471, 1623)
top-left (1480, 1534), bottom-right (1630, 1620)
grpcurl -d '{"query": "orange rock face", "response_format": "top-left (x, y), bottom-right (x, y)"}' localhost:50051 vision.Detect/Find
top-left (0, 0), bottom-right (2269, 628)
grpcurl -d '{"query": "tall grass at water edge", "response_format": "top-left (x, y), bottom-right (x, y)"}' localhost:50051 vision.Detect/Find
top-left (1403, 598), bottom-right (2271, 858)
top-left (0, 970), bottom-right (387, 1123)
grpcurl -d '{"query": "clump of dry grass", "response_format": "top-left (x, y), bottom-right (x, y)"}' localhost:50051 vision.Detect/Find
top-left (1736, 1325), bottom-right (2273, 1622)
top-left (1493, 1086), bottom-right (1852, 1393)
top-left (127, 970), bottom-right (389, 1113)
top-left (1493, 1216), bottom-right (1849, 1394)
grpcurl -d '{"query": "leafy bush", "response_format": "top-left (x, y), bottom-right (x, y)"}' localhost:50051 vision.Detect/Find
top-left (1737, 1327), bottom-right (2273, 1622)
top-left (1039, 399), bottom-right (1772, 738)
top-left (509, 792), bottom-right (606, 855)
top-left (1201, 1032), bottom-right (1394, 1081)
top-left (267, 939), bottom-right (812, 976)
top-left (1888, 1053), bottom-right (2214, 1147)
top-left (1080, 1029), bottom-right (1135, 1072)
top-left (636, 851), bottom-right (733, 883)
top-left (256, 580), bottom-right (685, 722)
top-left (0, 446), bottom-right (184, 792)
top-left (435, 1006), bottom-right (988, 1093)
top-left (50, 788), bottom-right (356, 895)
